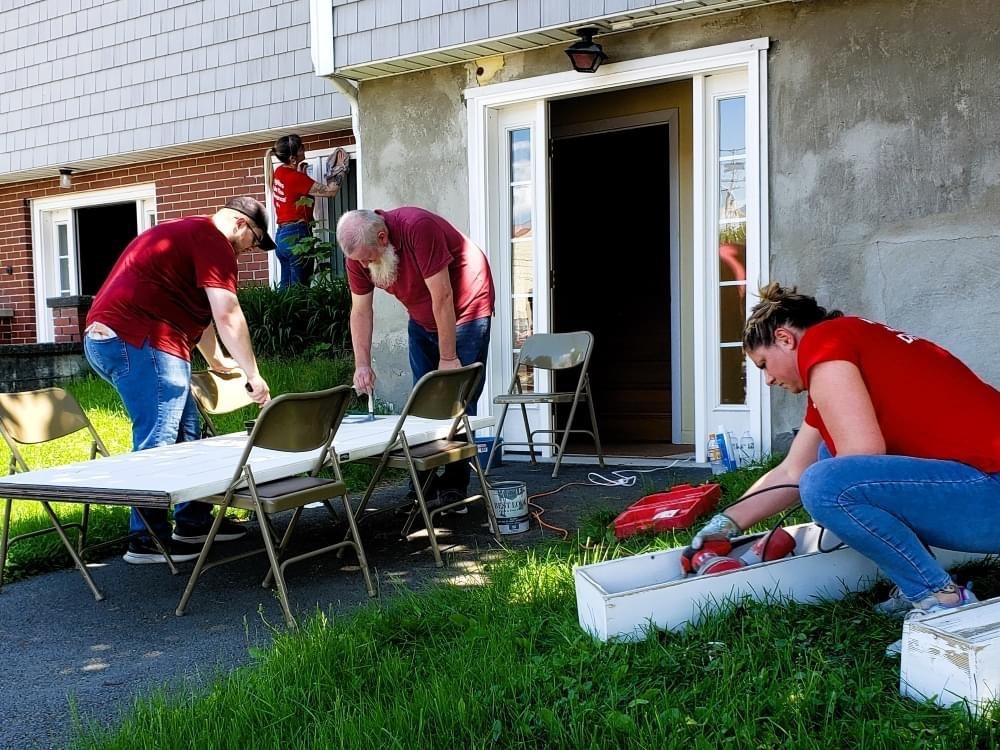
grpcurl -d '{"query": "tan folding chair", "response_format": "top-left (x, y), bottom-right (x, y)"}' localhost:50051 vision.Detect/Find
top-left (0, 388), bottom-right (110, 600)
top-left (189, 369), bottom-right (255, 437)
top-left (351, 364), bottom-right (500, 568)
top-left (175, 385), bottom-right (374, 627)
top-left (485, 331), bottom-right (605, 478)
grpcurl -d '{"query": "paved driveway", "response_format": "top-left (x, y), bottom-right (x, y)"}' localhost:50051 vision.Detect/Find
top-left (0, 460), bottom-right (707, 749)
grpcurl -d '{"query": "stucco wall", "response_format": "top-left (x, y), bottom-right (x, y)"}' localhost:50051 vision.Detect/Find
top-left (356, 0), bottom-right (1000, 433)
top-left (357, 64), bottom-right (473, 410)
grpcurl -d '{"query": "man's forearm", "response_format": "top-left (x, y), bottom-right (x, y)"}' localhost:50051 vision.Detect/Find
top-left (432, 299), bottom-right (458, 360)
top-left (350, 305), bottom-right (374, 367)
top-left (213, 307), bottom-right (260, 378)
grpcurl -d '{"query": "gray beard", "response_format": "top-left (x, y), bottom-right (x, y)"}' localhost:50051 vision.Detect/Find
top-left (368, 244), bottom-right (399, 288)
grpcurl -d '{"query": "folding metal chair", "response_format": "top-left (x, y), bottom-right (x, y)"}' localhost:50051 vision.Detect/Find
top-left (351, 364), bottom-right (500, 568)
top-left (175, 386), bottom-right (374, 627)
top-left (0, 388), bottom-right (110, 600)
top-left (485, 331), bottom-right (605, 478)
top-left (189, 369), bottom-right (255, 437)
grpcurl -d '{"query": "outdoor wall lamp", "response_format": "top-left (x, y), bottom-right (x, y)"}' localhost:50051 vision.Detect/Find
top-left (565, 27), bottom-right (607, 73)
top-left (58, 168), bottom-right (74, 189)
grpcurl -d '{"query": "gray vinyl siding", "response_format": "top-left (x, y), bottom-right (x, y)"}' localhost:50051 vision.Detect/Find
top-left (0, 0), bottom-right (349, 177)
top-left (331, 0), bottom-right (753, 67)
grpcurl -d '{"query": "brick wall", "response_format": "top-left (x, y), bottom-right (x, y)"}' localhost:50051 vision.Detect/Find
top-left (51, 302), bottom-right (87, 344)
top-left (0, 129), bottom-right (353, 344)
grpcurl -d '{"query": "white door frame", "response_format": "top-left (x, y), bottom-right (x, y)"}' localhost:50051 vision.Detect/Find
top-left (465, 38), bottom-right (771, 460)
top-left (31, 183), bottom-right (157, 342)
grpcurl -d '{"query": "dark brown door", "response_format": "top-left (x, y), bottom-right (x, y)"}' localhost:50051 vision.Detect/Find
top-left (550, 124), bottom-right (672, 443)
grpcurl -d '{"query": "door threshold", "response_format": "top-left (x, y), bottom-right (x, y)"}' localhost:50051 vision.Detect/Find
top-left (502, 453), bottom-right (704, 469)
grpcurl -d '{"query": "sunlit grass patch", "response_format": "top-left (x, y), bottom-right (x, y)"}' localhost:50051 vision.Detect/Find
top-left (71, 542), bottom-right (1000, 750)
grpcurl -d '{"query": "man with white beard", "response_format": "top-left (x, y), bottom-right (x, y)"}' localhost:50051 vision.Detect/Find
top-left (337, 207), bottom-right (495, 505)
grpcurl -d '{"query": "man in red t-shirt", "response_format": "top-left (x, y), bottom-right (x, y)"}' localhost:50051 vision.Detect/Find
top-left (84, 197), bottom-right (274, 564)
top-left (691, 283), bottom-right (1000, 655)
top-left (337, 207), bottom-right (495, 503)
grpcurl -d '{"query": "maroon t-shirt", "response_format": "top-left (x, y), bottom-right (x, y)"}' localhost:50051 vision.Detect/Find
top-left (87, 216), bottom-right (238, 361)
top-left (799, 316), bottom-right (1000, 472)
top-left (346, 207), bottom-right (495, 331)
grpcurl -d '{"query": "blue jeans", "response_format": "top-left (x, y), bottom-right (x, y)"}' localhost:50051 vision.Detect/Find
top-left (84, 336), bottom-right (212, 542)
top-left (408, 316), bottom-right (491, 493)
top-left (275, 222), bottom-right (313, 289)
top-left (799, 444), bottom-right (1000, 601)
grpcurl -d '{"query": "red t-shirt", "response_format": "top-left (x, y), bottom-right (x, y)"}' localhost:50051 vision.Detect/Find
top-left (272, 164), bottom-right (315, 224)
top-left (346, 207), bottom-right (495, 331)
top-left (799, 316), bottom-right (1000, 472)
top-left (86, 216), bottom-right (239, 361)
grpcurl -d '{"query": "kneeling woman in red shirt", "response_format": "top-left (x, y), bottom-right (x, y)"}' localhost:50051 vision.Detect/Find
top-left (693, 283), bottom-right (1000, 647)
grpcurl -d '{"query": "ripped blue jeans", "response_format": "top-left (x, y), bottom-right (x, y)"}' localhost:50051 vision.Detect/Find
top-left (799, 446), bottom-right (1000, 601)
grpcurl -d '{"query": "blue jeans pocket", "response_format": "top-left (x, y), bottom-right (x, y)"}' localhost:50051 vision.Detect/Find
top-left (84, 335), bottom-right (130, 382)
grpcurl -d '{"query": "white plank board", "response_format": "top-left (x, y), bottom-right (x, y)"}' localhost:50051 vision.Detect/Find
top-left (574, 523), bottom-right (984, 641)
top-left (0, 414), bottom-right (494, 506)
top-left (901, 596), bottom-right (1000, 713)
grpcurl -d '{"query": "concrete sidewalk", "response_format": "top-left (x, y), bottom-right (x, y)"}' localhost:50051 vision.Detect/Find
top-left (0, 459), bottom-right (708, 749)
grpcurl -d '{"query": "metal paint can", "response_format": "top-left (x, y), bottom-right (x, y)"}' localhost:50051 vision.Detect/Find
top-left (487, 480), bottom-right (529, 535)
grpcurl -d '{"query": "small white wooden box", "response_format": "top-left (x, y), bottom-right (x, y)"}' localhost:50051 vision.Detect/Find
top-left (574, 522), bottom-right (979, 642)
top-left (900, 597), bottom-right (1000, 714)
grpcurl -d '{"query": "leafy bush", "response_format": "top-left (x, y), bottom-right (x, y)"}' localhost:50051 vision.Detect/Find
top-left (238, 277), bottom-right (352, 358)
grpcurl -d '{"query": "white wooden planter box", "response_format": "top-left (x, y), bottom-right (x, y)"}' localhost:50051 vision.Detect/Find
top-left (901, 597), bottom-right (1000, 714)
top-left (574, 522), bottom-right (980, 642)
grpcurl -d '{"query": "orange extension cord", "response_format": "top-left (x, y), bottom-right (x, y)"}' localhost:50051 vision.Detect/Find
top-left (520, 462), bottom-right (691, 540)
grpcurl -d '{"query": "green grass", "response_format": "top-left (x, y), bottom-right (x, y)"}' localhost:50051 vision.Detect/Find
top-left (0, 357), bottom-right (385, 583)
top-left (70, 529), bottom-right (1000, 750)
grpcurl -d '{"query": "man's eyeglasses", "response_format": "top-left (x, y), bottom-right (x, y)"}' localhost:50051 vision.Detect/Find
top-left (246, 222), bottom-right (265, 249)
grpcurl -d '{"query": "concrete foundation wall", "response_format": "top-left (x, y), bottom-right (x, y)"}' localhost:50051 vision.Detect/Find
top-left (355, 0), bottom-right (1000, 433)
top-left (0, 344), bottom-right (90, 393)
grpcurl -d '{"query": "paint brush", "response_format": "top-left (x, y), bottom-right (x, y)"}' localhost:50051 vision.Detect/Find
top-left (367, 387), bottom-right (375, 421)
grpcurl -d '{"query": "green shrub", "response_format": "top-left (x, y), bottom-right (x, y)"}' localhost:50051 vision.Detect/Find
top-left (238, 278), bottom-right (352, 358)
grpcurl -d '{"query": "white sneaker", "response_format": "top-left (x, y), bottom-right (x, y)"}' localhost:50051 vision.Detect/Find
top-left (874, 585), bottom-right (912, 618)
top-left (885, 583), bottom-right (978, 657)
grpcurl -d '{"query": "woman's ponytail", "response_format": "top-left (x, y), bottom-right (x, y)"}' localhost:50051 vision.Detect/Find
top-left (742, 282), bottom-right (842, 350)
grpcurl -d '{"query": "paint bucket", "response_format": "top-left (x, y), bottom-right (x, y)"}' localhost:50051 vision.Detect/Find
top-left (488, 480), bottom-right (529, 535)
top-left (474, 436), bottom-right (502, 467)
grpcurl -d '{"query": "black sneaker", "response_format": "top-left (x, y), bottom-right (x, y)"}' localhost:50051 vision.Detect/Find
top-left (123, 538), bottom-right (203, 565)
top-left (172, 518), bottom-right (248, 544)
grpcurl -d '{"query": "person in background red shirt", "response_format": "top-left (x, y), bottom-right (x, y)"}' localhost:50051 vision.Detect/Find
top-left (264, 134), bottom-right (350, 288)
top-left (84, 197), bottom-right (274, 565)
top-left (338, 207), bottom-right (495, 507)
top-left (691, 283), bottom-right (1000, 654)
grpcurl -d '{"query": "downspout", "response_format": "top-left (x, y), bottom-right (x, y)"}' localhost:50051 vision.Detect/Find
top-left (309, 0), bottom-right (363, 205)
top-left (327, 75), bottom-right (364, 207)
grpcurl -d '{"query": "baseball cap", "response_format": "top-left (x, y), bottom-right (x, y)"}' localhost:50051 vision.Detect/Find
top-left (224, 197), bottom-right (276, 250)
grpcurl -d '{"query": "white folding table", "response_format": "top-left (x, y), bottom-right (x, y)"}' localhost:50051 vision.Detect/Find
top-left (0, 413), bottom-right (496, 509)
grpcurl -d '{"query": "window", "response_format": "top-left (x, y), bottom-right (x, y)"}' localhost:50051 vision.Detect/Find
top-left (55, 222), bottom-right (71, 296)
top-left (322, 157), bottom-right (358, 278)
top-left (508, 127), bottom-right (534, 391)
top-left (716, 95), bottom-right (747, 405)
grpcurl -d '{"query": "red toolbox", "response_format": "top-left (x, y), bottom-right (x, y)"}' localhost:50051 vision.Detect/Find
top-left (612, 483), bottom-right (722, 539)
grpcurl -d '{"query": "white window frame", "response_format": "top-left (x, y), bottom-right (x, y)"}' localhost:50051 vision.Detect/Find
top-left (264, 144), bottom-right (359, 286)
top-left (31, 183), bottom-right (157, 342)
top-left (465, 38), bottom-right (771, 461)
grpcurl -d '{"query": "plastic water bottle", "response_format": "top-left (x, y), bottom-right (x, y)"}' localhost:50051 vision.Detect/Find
top-left (706, 434), bottom-right (724, 475)
top-left (739, 431), bottom-right (755, 467)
